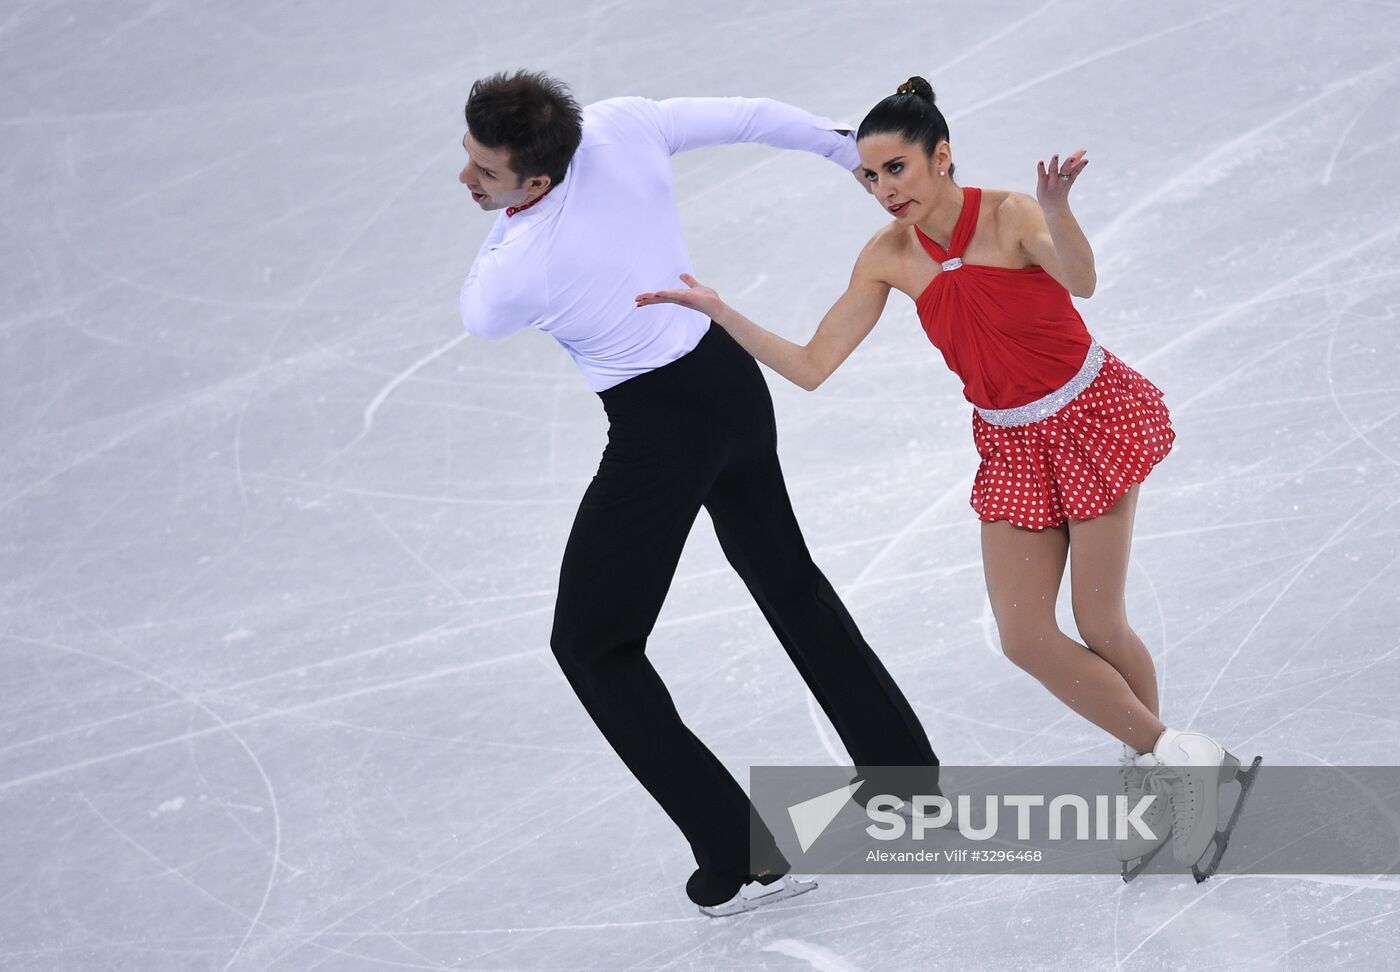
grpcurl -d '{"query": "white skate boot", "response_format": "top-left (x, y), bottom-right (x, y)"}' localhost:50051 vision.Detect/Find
top-left (691, 873), bottom-right (817, 918)
top-left (1143, 728), bottom-right (1263, 883)
top-left (1116, 743), bottom-right (1173, 881)
top-left (690, 868), bottom-right (817, 917)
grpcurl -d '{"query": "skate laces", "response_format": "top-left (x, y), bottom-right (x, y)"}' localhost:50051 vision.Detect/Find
top-left (1141, 764), bottom-right (1182, 804)
top-left (1140, 764), bottom-right (1197, 841)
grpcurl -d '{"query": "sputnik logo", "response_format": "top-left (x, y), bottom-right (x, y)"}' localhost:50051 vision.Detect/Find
top-left (786, 781), bottom-right (862, 852)
top-left (785, 781), bottom-right (1163, 849)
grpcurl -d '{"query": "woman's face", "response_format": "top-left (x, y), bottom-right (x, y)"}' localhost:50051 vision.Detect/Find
top-left (857, 133), bottom-right (948, 223)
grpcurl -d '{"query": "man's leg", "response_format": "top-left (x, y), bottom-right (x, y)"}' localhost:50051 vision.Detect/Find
top-left (698, 332), bottom-right (937, 776)
top-left (550, 417), bottom-right (775, 875)
top-left (703, 444), bottom-right (938, 771)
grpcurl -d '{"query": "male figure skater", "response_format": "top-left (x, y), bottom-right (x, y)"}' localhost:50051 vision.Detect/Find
top-left (458, 70), bottom-right (938, 916)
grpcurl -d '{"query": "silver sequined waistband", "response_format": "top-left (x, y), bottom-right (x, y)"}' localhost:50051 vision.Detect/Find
top-left (973, 340), bottom-right (1105, 427)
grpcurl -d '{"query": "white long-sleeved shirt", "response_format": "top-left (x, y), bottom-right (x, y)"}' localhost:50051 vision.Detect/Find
top-left (458, 96), bottom-right (859, 392)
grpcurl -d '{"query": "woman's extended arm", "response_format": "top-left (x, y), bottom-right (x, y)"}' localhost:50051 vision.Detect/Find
top-left (635, 246), bottom-right (891, 391)
top-left (1013, 149), bottom-right (1097, 298)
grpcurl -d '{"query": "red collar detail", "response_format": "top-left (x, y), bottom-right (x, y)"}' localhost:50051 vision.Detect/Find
top-left (506, 185), bottom-right (554, 218)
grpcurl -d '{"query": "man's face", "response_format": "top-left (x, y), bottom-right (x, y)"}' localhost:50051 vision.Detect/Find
top-left (459, 132), bottom-right (529, 212)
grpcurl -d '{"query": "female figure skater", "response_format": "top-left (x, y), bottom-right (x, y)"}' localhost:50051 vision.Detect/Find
top-left (636, 77), bottom-right (1260, 881)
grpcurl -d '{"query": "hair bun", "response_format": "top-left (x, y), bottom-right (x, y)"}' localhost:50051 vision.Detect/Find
top-left (895, 76), bottom-right (935, 103)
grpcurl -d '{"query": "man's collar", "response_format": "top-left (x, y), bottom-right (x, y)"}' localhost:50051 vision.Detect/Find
top-left (506, 184), bottom-right (554, 218)
top-left (499, 171), bottom-right (569, 243)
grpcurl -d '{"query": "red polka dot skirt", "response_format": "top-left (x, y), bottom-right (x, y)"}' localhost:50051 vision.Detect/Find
top-left (969, 349), bottom-right (1174, 531)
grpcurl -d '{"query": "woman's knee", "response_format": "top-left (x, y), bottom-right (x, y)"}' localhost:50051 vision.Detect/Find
top-left (995, 624), bottom-right (1060, 673)
top-left (1072, 609), bottom-right (1134, 655)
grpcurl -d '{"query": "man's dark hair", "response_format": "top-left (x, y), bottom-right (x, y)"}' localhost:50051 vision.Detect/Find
top-left (465, 70), bottom-right (583, 186)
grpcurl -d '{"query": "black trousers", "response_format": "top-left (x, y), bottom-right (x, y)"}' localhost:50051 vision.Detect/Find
top-left (550, 323), bottom-right (937, 874)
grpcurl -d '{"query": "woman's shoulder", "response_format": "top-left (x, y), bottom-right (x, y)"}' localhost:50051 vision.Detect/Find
top-left (853, 221), bottom-right (916, 283)
top-left (982, 189), bottom-right (1041, 248)
top-left (861, 220), bottom-right (916, 260)
top-left (981, 188), bottom-right (1036, 219)
top-left (986, 189), bottom-right (1041, 221)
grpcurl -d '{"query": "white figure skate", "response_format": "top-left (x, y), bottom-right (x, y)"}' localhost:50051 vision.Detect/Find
top-left (1117, 743), bottom-right (1173, 882)
top-left (1140, 728), bottom-right (1263, 883)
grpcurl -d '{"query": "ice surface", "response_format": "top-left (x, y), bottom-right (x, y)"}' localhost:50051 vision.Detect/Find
top-left (2, 1), bottom-right (1399, 969)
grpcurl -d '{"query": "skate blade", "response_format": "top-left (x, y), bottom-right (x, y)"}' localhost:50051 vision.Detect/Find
top-left (698, 875), bottom-right (817, 918)
top-left (1192, 755), bottom-right (1263, 883)
top-left (1120, 823), bottom-right (1176, 885)
top-left (1120, 837), bottom-right (1171, 883)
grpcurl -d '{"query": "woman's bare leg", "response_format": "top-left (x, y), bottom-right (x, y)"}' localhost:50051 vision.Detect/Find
top-left (981, 513), bottom-right (1165, 754)
top-left (1066, 484), bottom-right (1161, 721)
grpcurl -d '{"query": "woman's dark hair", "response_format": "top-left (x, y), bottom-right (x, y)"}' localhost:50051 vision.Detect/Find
top-left (464, 70), bottom-right (583, 186)
top-left (857, 76), bottom-right (954, 179)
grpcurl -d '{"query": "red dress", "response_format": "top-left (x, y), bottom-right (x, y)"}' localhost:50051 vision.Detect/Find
top-left (914, 187), bottom-right (1174, 530)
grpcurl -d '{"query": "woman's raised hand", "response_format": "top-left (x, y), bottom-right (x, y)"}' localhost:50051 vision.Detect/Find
top-left (1036, 149), bottom-right (1088, 208)
top-left (635, 273), bottom-right (725, 318)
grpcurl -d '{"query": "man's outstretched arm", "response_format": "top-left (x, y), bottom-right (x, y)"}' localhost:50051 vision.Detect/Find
top-left (608, 96), bottom-right (862, 174)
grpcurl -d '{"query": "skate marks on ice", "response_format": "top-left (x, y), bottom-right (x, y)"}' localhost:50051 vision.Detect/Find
top-left (760, 936), bottom-right (869, 972)
top-left (5, 1), bottom-right (1400, 970)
